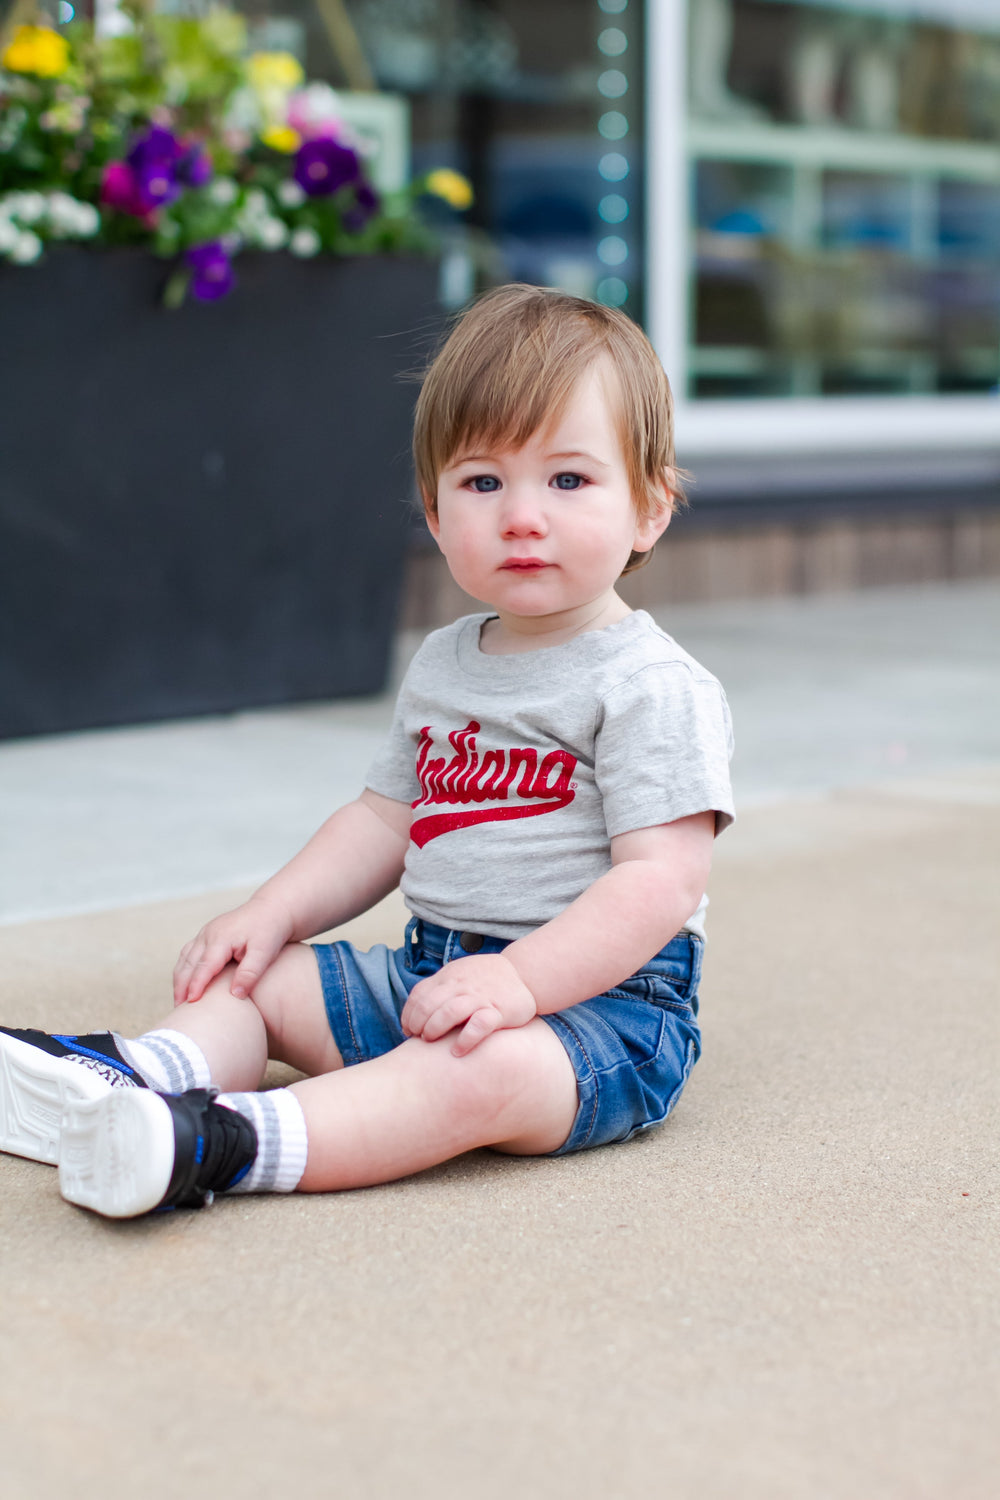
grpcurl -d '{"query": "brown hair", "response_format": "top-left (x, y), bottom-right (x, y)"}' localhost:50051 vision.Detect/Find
top-left (413, 284), bottom-right (685, 574)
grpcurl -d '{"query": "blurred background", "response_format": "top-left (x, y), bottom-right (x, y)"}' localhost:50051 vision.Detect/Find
top-left (1, 0), bottom-right (999, 916)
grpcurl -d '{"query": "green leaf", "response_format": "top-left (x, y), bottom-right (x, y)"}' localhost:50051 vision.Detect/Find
top-left (162, 266), bottom-right (189, 308)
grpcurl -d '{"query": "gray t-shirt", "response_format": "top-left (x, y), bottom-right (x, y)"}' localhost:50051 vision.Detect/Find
top-left (365, 610), bottom-right (735, 942)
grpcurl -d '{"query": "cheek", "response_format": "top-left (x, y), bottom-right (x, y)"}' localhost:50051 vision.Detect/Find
top-left (572, 513), bottom-right (637, 566)
top-left (436, 516), bottom-right (489, 574)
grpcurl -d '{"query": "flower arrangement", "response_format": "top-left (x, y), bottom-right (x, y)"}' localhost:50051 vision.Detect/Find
top-left (0, 4), bottom-right (472, 303)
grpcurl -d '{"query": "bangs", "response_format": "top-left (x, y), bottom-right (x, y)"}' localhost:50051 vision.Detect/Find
top-left (415, 288), bottom-right (619, 506)
top-left (420, 325), bottom-right (607, 486)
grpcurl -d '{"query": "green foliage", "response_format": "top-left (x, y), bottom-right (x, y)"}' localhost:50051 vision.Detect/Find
top-left (0, 7), bottom-right (466, 297)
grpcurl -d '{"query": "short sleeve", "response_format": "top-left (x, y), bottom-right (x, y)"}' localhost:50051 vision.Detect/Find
top-left (364, 677), bottom-right (421, 805)
top-left (595, 664), bottom-right (735, 838)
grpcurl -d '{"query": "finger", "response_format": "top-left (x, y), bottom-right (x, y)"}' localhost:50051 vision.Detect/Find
top-left (182, 945), bottom-right (236, 1004)
top-left (230, 942), bottom-right (280, 999)
top-left (173, 948), bottom-right (205, 1004)
top-left (421, 995), bottom-right (477, 1043)
top-left (401, 978), bottom-right (438, 1036)
top-left (452, 1006), bottom-right (502, 1057)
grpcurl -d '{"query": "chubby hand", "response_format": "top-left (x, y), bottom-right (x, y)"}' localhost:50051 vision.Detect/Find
top-left (173, 896), bottom-right (294, 1006)
top-left (401, 953), bottom-right (537, 1056)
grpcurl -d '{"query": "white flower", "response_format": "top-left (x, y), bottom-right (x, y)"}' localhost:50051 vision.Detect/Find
top-left (287, 81), bottom-right (341, 134)
top-left (9, 230), bottom-right (43, 264)
top-left (40, 193), bottom-right (100, 239)
top-left (289, 226), bottom-right (320, 258)
top-left (276, 179), bottom-right (305, 209)
top-left (9, 191), bottom-right (46, 225)
top-left (243, 187), bottom-right (269, 219)
top-left (72, 201), bottom-right (100, 237)
top-left (209, 177), bottom-right (238, 206)
top-left (44, 191), bottom-right (80, 236)
top-left (0, 218), bottom-right (19, 253)
top-left (257, 216), bottom-right (289, 250)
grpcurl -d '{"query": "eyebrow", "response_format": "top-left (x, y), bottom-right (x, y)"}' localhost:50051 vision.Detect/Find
top-left (448, 449), bottom-right (611, 469)
top-left (547, 450), bottom-right (611, 468)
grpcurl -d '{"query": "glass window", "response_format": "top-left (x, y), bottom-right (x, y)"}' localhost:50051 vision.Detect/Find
top-left (230, 0), bottom-right (647, 317)
top-left (685, 0), bottom-right (1000, 400)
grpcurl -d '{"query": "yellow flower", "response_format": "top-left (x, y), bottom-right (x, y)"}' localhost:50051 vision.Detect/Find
top-left (247, 51), bottom-right (304, 94)
top-left (260, 123), bottom-right (301, 154)
top-left (2, 24), bottom-right (71, 79)
top-left (424, 168), bottom-right (473, 211)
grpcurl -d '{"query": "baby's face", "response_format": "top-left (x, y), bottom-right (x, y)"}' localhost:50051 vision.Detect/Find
top-left (429, 363), bottom-right (668, 631)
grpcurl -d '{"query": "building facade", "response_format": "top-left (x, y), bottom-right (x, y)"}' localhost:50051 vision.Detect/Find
top-left (236, 0), bottom-right (1000, 608)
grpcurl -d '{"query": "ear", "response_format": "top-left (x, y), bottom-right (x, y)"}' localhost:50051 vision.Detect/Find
top-left (632, 479), bottom-right (674, 554)
top-left (424, 503), bottom-right (441, 543)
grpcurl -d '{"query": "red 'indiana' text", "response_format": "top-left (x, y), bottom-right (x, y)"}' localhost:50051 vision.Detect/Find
top-left (410, 721), bottom-right (577, 847)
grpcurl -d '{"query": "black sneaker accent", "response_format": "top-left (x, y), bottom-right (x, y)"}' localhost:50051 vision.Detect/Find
top-left (157, 1089), bottom-right (258, 1210)
top-left (0, 1027), bottom-right (147, 1088)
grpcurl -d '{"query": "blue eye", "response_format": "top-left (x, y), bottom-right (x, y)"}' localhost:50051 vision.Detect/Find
top-left (553, 473), bottom-right (585, 491)
top-left (468, 474), bottom-right (501, 493)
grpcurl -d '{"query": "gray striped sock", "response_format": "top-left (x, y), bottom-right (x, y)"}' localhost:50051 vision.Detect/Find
top-left (215, 1088), bottom-right (308, 1194)
top-left (119, 1030), bottom-right (211, 1093)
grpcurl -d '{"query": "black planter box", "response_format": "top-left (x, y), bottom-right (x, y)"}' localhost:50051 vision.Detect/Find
top-left (0, 248), bottom-right (441, 739)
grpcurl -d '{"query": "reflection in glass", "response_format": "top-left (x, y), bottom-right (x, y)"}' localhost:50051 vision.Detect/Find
top-left (686, 0), bottom-right (1000, 398)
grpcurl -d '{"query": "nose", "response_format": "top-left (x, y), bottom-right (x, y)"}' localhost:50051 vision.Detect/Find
top-left (499, 485), bottom-right (547, 539)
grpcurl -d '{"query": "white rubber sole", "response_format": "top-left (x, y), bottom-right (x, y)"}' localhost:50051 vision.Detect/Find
top-left (59, 1089), bottom-right (176, 1219)
top-left (0, 1032), bottom-right (114, 1165)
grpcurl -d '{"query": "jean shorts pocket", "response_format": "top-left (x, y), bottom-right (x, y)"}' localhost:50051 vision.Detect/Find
top-left (602, 994), bottom-right (667, 1069)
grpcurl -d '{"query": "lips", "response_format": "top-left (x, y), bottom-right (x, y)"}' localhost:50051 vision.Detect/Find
top-left (501, 558), bottom-right (550, 571)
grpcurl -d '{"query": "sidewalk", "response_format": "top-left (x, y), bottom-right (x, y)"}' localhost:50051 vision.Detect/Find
top-left (1, 580), bottom-right (998, 1499)
top-left (4, 579), bottom-right (999, 923)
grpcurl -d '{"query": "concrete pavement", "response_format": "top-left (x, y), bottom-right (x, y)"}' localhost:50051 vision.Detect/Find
top-left (3, 579), bottom-right (999, 924)
top-left (1, 580), bottom-right (998, 1498)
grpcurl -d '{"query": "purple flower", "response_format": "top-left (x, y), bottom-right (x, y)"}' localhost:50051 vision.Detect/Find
top-left (177, 141), bottom-right (212, 189)
top-left (114, 125), bottom-right (183, 211)
top-left (294, 137), bottom-right (359, 197)
top-left (136, 160), bottom-right (181, 209)
top-left (128, 125), bottom-right (182, 174)
top-left (185, 241), bottom-right (234, 302)
top-left (343, 181), bottom-right (379, 233)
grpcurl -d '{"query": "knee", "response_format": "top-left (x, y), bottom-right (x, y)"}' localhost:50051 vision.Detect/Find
top-left (430, 1029), bottom-right (539, 1139)
top-left (248, 943), bottom-right (318, 1050)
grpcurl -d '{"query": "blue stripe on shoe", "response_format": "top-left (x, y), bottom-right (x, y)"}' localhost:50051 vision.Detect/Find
top-left (225, 1161), bottom-right (253, 1189)
top-left (51, 1036), bottom-right (136, 1078)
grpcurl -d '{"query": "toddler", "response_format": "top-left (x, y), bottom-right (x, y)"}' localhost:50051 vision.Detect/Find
top-left (0, 284), bottom-right (734, 1218)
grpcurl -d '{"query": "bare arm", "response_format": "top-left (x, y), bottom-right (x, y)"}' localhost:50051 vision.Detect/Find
top-left (173, 789), bottom-right (411, 1004)
top-left (251, 788), bottom-right (412, 943)
top-left (505, 810), bottom-right (714, 1013)
top-left (401, 810), bottom-right (716, 1053)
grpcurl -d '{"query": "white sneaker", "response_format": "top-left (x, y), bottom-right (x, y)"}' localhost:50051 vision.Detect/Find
top-left (0, 1027), bottom-right (146, 1165)
top-left (59, 1087), bottom-right (258, 1220)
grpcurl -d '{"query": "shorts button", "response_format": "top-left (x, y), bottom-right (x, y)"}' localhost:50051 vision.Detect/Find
top-left (459, 931), bottom-right (484, 953)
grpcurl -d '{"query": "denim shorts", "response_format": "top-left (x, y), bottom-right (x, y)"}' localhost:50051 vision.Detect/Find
top-left (312, 917), bottom-right (703, 1157)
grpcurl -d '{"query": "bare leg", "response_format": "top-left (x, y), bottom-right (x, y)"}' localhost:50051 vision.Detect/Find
top-left (292, 1017), bottom-right (580, 1192)
top-left (151, 942), bottom-right (580, 1191)
top-left (147, 942), bottom-right (340, 1093)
